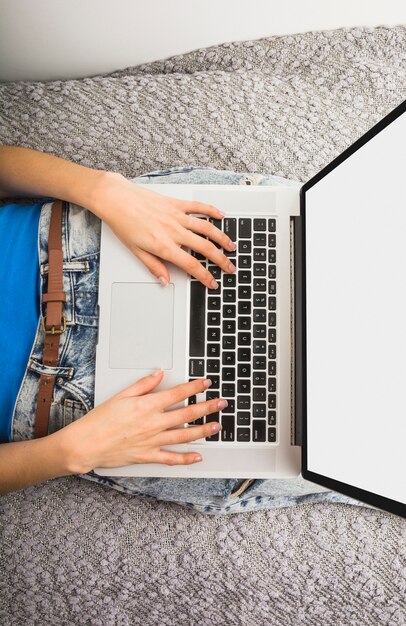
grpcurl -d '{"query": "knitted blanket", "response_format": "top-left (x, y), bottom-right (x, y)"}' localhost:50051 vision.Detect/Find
top-left (1, 26), bottom-right (406, 626)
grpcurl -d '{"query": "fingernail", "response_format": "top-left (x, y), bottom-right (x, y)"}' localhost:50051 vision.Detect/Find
top-left (217, 399), bottom-right (228, 410)
top-left (203, 378), bottom-right (212, 388)
top-left (158, 276), bottom-right (168, 287)
top-left (227, 262), bottom-right (236, 273)
top-left (152, 368), bottom-right (162, 377)
top-left (211, 423), bottom-right (222, 432)
top-left (210, 279), bottom-right (219, 289)
top-left (217, 211), bottom-right (225, 218)
top-left (228, 242), bottom-right (237, 250)
top-left (193, 455), bottom-right (203, 463)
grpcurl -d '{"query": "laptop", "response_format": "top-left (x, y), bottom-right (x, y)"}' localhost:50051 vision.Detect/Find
top-left (94, 99), bottom-right (406, 519)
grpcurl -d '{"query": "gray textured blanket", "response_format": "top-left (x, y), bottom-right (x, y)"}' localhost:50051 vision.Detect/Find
top-left (1, 26), bottom-right (406, 626)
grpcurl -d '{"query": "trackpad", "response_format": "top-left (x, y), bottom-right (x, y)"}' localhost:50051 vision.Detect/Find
top-left (109, 282), bottom-right (174, 369)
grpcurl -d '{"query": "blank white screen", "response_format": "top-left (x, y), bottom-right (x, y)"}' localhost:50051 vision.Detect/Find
top-left (305, 109), bottom-right (406, 505)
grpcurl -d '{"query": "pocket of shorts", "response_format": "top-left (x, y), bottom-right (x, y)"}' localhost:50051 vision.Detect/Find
top-left (63, 398), bottom-right (88, 426)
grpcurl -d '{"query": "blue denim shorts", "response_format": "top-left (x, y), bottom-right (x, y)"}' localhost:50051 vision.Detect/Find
top-left (11, 166), bottom-right (368, 515)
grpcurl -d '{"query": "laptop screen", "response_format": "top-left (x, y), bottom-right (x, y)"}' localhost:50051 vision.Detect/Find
top-left (301, 101), bottom-right (406, 517)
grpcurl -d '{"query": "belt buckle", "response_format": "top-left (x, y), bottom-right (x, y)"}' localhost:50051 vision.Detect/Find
top-left (42, 314), bottom-right (67, 335)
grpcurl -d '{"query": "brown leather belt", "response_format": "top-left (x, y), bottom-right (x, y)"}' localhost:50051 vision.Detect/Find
top-left (34, 200), bottom-right (67, 438)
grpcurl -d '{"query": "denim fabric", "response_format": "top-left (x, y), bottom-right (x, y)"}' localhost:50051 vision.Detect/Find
top-left (11, 166), bottom-right (368, 514)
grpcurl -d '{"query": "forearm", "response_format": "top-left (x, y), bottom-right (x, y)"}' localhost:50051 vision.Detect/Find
top-left (0, 145), bottom-right (111, 211)
top-left (0, 432), bottom-right (73, 495)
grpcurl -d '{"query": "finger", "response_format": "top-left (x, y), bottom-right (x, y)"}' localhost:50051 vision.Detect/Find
top-left (151, 449), bottom-right (204, 466)
top-left (183, 231), bottom-right (236, 274)
top-left (136, 249), bottom-right (170, 286)
top-left (159, 419), bottom-right (222, 446)
top-left (115, 369), bottom-right (164, 399)
top-left (177, 199), bottom-right (224, 220)
top-left (184, 215), bottom-right (236, 251)
top-left (150, 377), bottom-right (212, 410)
top-left (161, 245), bottom-right (229, 289)
top-left (161, 397), bottom-right (227, 431)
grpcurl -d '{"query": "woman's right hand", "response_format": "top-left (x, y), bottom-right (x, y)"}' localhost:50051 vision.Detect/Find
top-left (57, 370), bottom-right (225, 474)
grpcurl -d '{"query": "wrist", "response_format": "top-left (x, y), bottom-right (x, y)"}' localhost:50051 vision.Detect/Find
top-left (86, 170), bottom-right (127, 220)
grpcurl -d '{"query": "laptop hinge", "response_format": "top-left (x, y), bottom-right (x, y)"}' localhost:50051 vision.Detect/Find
top-left (290, 216), bottom-right (303, 446)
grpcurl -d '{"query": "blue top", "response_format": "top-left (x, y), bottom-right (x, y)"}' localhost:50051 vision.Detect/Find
top-left (0, 201), bottom-right (44, 443)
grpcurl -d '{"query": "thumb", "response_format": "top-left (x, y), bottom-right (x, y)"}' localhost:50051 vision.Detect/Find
top-left (136, 249), bottom-right (170, 286)
top-left (116, 369), bottom-right (164, 399)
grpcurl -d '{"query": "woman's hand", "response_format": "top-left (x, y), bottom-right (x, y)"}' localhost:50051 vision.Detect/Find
top-left (57, 371), bottom-right (225, 473)
top-left (89, 172), bottom-right (237, 289)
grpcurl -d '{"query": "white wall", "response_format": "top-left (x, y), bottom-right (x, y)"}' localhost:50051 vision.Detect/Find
top-left (1, 0), bottom-right (405, 82)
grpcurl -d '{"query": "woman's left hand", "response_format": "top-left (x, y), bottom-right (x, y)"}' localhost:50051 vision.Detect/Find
top-left (89, 172), bottom-right (237, 289)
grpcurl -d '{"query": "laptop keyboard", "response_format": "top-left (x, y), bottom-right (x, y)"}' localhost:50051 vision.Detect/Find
top-left (188, 216), bottom-right (277, 444)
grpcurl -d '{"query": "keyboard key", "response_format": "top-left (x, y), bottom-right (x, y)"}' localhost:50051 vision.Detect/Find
top-left (237, 380), bottom-right (251, 394)
top-left (237, 412), bottom-right (250, 425)
top-left (221, 415), bottom-right (235, 441)
top-left (253, 355), bottom-right (266, 370)
top-left (253, 388), bottom-right (266, 402)
top-left (207, 360), bottom-right (220, 373)
top-left (188, 395), bottom-right (197, 406)
top-left (208, 327), bottom-right (220, 341)
top-left (268, 234), bottom-right (276, 247)
top-left (208, 344), bottom-right (220, 357)
top-left (268, 265), bottom-right (276, 279)
top-left (254, 218), bottom-right (266, 231)
top-left (238, 332), bottom-right (251, 346)
top-left (253, 403), bottom-right (266, 417)
top-left (209, 375), bottom-right (220, 389)
top-left (222, 352), bottom-right (235, 365)
top-left (222, 368), bottom-right (235, 381)
top-left (238, 240), bottom-right (251, 254)
top-left (222, 383), bottom-right (235, 397)
top-left (268, 378), bottom-right (277, 393)
top-left (268, 345), bottom-right (277, 359)
top-left (206, 430), bottom-right (219, 442)
top-left (238, 301), bottom-right (251, 315)
top-left (268, 428), bottom-right (276, 442)
top-left (253, 371), bottom-right (266, 386)
top-left (223, 305), bottom-right (236, 318)
top-left (268, 297), bottom-right (276, 311)
top-left (253, 310), bottom-right (266, 323)
top-left (268, 362), bottom-right (276, 376)
top-left (268, 394), bottom-right (276, 409)
top-left (223, 320), bottom-right (236, 334)
top-left (268, 328), bottom-right (276, 343)
top-left (238, 317), bottom-right (251, 331)
top-left (253, 264), bottom-right (266, 276)
top-left (254, 294), bottom-right (266, 307)
top-left (268, 411), bottom-right (276, 426)
top-left (208, 265), bottom-right (221, 280)
top-left (237, 396), bottom-right (251, 410)
top-left (237, 363), bottom-right (251, 377)
top-left (253, 340), bottom-right (266, 354)
top-left (268, 313), bottom-right (276, 327)
top-left (189, 359), bottom-right (205, 377)
top-left (238, 256), bottom-right (251, 269)
top-left (223, 289), bottom-right (236, 302)
top-left (268, 281), bottom-right (276, 295)
top-left (208, 297), bottom-right (221, 310)
top-left (253, 420), bottom-right (266, 442)
top-left (253, 325), bottom-right (266, 338)
top-left (238, 218), bottom-right (251, 238)
top-left (238, 270), bottom-right (251, 284)
top-left (268, 250), bottom-right (276, 263)
top-left (268, 219), bottom-right (276, 232)
top-left (222, 335), bottom-right (235, 350)
top-left (253, 233), bottom-right (266, 246)
top-left (254, 249), bottom-right (266, 262)
top-left (209, 218), bottom-right (222, 230)
top-left (237, 428), bottom-right (250, 442)
top-left (208, 282), bottom-right (221, 295)
top-left (237, 347), bottom-right (251, 361)
top-left (208, 312), bottom-right (220, 326)
top-left (224, 249), bottom-right (236, 258)
top-left (223, 274), bottom-right (236, 287)
top-left (238, 285), bottom-right (251, 299)
top-left (224, 218), bottom-right (237, 241)
top-left (189, 281), bottom-right (206, 357)
top-left (207, 391), bottom-right (220, 401)
top-left (223, 399), bottom-right (235, 413)
top-left (253, 278), bottom-right (266, 292)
